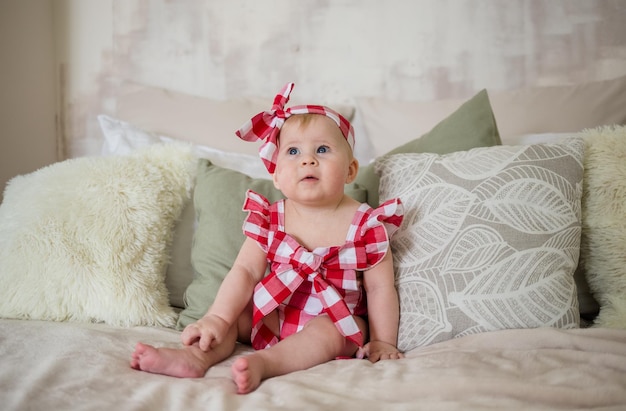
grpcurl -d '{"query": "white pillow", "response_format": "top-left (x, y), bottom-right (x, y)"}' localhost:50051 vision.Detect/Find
top-left (99, 113), bottom-right (161, 156)
top-left (376, 139), bottom-right (584, 351)
top-left (98, 114), bottom-right (269, 179)
top-left (506, 132), bottom-right (581, 146)
top-left (0, 144), bottom-right (196, 327)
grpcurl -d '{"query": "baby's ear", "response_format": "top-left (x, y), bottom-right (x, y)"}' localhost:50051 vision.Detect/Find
top-left (346, 158), bottom-right (359, 184)
top-left (272, 172), bottom-right (281, 190)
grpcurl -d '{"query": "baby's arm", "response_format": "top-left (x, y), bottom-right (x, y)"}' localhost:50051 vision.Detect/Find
top-left (362, 250), bottom-right (403, 362)
top-left (181, 238), bottom-right (267, 351)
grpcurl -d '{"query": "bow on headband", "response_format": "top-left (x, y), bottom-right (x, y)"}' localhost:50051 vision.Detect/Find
top-left (235, 82), bottom-right (355, 173)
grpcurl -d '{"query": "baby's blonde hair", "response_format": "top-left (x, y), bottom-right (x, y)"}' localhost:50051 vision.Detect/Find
top-left (284, 113), bottom-right (318, 127)
top-left (282, 114), bottom-right (354, 156)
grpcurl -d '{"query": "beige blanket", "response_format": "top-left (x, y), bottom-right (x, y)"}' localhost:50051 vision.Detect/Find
top-left (1, 319), bottom-right (625, 410)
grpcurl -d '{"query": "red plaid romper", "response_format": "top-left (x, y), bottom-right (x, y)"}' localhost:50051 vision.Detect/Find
top-left (242, 190), bottom-right (404, 351)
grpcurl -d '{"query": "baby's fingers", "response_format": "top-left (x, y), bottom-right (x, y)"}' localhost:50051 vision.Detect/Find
top-left (199, 333), bottom-right (218, 351)
top-left (380, 352), bottom-right (402, 360)
top-left (356, 344), bottom-right (370, 360)
top-left (381, 351), bottom-right (404, 361)
top-left (181, 324), bottom-right (201, 346)
top-left (368, 350), bottom-right (404, 363)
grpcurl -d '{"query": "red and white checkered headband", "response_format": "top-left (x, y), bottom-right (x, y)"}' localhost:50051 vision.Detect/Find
top-left (235, 82), bottom-right (355, 173)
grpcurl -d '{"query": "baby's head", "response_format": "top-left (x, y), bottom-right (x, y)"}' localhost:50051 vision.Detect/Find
top-left (270, 112), bottom-right (360, 199)
top-left (235, 83), bottom-right (355, 174)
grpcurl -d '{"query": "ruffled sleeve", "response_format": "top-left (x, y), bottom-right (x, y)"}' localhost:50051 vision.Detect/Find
top-left (242, 190), bottom-right (271, 252)
top-left (359, 198), bottom-right (404, 267)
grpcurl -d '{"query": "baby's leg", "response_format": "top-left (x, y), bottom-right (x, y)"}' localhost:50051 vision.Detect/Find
top-left (130, 322), bottom-right (238, 378)
top-left (232, 315), bottom-right (365, 393)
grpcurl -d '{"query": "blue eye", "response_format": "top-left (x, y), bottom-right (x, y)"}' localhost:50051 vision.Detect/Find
top-left (288, 147), bottom-right (299, 155)
top-left (317, 146), bottom-right (329, 154)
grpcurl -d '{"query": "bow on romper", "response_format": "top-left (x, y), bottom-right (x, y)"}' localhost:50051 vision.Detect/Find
top-left (242, 190), bottom-right (404, 351)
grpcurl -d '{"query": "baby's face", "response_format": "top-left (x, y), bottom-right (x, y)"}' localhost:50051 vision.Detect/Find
top-left (272, 115), bottom-right (358, 203)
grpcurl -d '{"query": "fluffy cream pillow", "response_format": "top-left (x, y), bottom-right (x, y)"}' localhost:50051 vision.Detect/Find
top-left (580, 125), bottom-right (626, 328)
top-left (98, 114), bottom-right (269, 309)
top-left (0, 144), bottom-right (196, 327)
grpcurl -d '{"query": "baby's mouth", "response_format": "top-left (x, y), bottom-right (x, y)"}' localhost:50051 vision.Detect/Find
top-left (302, 175), bottom-right (318, 181)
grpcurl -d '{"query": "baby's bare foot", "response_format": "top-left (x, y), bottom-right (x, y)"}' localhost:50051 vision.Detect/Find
top-left (130, 342), bottom-right (209, 378)
top-left (231, 355), bottom-right (265, 394)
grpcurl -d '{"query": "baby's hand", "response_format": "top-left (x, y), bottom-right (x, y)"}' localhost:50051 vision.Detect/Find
top-left (358, 340), bottom-right (404, 363)
top-left (181, 314), bottom-right (230, 351)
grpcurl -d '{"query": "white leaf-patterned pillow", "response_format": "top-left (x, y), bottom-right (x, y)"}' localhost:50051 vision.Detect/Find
top-left (376, 139), bottom-right (584, 351)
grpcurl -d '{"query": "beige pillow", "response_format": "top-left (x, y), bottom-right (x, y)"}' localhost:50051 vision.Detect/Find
top-left (580, 125), bottom-right (626, 328)
top-left (490, 75), bottom-right (626, 143)
top-left (377, 140), bottom-right (584, 350)
top-left (357, 74), bottom-right (626, 153)
top-left (115, 82), bottom-right (356, 157)
top-left (356, 96), bottom-right (466, 157)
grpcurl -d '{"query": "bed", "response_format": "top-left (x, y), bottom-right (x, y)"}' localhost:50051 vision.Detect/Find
top-left (2, 75), bottom-right (626, 410)
top-left (2, 321), bottom-right (626, 410)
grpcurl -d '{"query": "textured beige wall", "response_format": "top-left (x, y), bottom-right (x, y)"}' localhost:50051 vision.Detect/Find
top-left (53, 0), bottom-right (113, 158)
top-left (2, 0), bottom-right (626, 173)
top-left (0, 0), bottom-right (57, 202)
top-left (55, 0), bottom-right (626, 158)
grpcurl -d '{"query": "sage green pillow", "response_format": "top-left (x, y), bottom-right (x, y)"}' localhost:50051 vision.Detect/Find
top-left (176, 161), bottom-right (367, 329)
top-left (356, 89), bottom-right (501, 207)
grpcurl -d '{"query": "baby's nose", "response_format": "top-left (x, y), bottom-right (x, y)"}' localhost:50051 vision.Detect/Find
top-left (301, 155), bottom-right (318, 165)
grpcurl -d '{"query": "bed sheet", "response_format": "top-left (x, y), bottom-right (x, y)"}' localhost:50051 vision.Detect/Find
top-left (1, 319), bottom-right (626, 410)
